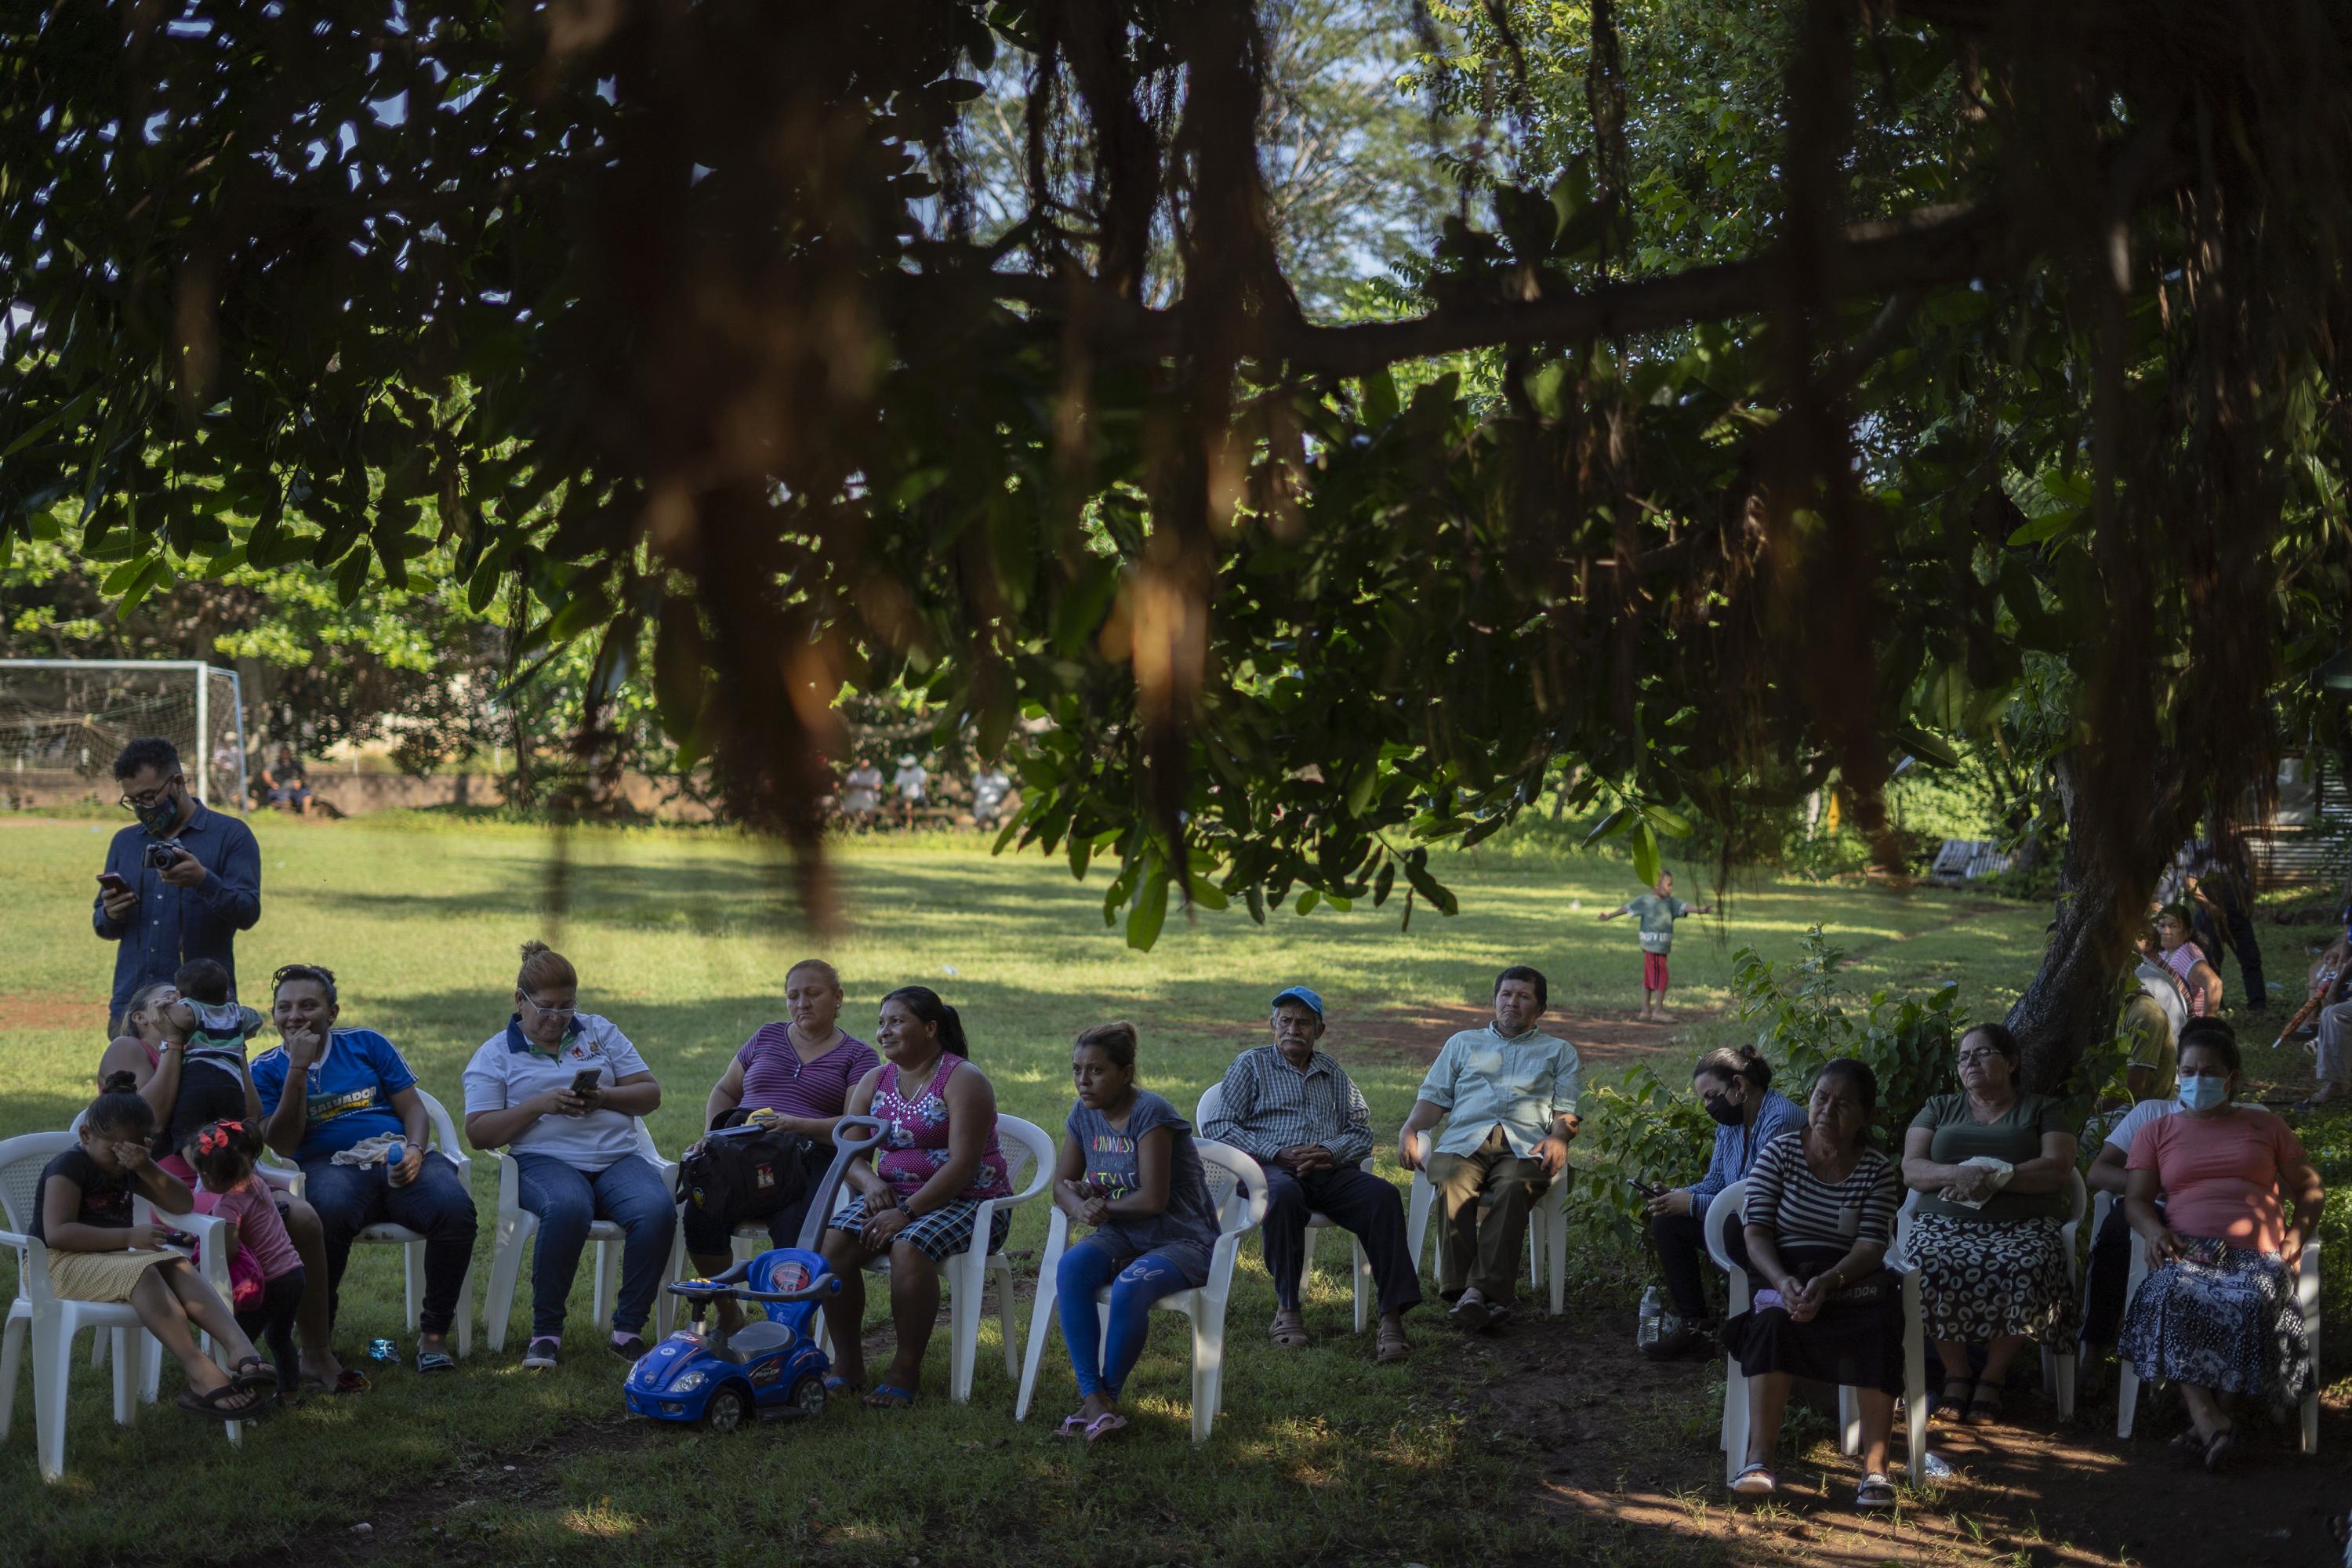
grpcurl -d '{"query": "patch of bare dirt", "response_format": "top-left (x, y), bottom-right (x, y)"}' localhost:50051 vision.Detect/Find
top-left (0, 991), bottom-right (106, 1033)
top-left (1428, 1299), bottom-right (2350, 1566)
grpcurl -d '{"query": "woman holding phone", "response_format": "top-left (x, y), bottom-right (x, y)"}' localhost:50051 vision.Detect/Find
top-left (461, 942), bottom-right (673, 1369)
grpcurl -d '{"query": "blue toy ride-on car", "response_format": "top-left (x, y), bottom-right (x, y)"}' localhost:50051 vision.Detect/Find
top-left (626, 1115), bottom-right (884, 1432)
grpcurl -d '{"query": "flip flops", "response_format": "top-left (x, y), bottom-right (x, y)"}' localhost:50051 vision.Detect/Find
top-left (1855, 1473), bottom-right (1897, 1510)
top-left (176, 1384), bottom-right (263, 1422)
top-left (862, 1384), bottom-right (916, 1409)
top-left (1730, 1463), bottom-right (1776, 1497)
top-left (822, 1374), bottom-right (863, 1396)
top-left (230, 1356), bottom-right (280, 1396)
top-left (1081, 1411), bottom-right (1127, 1443)
top-left (414, 1348), bottom-right (457, 1375)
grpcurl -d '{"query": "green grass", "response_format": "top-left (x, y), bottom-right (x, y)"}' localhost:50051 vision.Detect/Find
top-left (0, 812), bottom-right (2328, 1566)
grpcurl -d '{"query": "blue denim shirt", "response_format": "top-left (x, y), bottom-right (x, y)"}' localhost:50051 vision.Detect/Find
top-left (93, 801), bottom-right (263, 1018)
top-left (1687, 1089), bottom-right (1809, 1223)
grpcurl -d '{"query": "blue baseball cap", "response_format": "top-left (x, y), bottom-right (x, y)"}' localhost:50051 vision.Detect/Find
top-left (1269, 985), bottom-right (1324, 1021)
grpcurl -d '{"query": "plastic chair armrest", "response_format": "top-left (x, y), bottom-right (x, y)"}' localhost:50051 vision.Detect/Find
top-left (493, 1149), bottom-right (522, 1218)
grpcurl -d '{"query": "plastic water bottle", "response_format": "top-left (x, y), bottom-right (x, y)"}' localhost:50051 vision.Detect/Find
top-left (1637, 1285), bottom-right (1663, 1352)
top-left (366, 1338), bottom-right (399, 1364)
top-left (384, 1138), bottom-right (409, 1187)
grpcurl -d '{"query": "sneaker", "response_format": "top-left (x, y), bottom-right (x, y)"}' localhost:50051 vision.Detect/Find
top-left (521, 1337), bottom-right (561, 1370)
top-left (1447, 1291), bottom-right (1492, 1332)
top-left (608, 1333), bottom-right (649, 1362)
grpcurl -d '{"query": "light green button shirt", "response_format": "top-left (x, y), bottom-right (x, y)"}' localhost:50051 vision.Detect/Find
top-left (1414, 1024), bottom-right (1583, 1158)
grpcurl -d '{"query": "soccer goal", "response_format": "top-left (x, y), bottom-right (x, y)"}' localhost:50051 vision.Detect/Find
top-left (0, 659), bottom-right (249, 812)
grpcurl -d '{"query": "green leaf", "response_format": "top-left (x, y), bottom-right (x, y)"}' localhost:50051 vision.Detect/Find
top-left (1639, 804), bottom-right (1694, 838)
top-left (1632, 819), bottom-right (1662, 886)
top-left (1296, 888), bottom-right (1321, 916)
top-left (1373, 858), bottom-right (1396, 906)
top-left (1125, 855), bottom-right (1169, 951)
top-left (1895, 723), bottom-right (1962, 769)
top-left (1402, 852), bottom-right (1458, 917)
top-left (1360, 368), bottom-right (1399, 429)
top-left (1581, 804), bottom-right (1632, 848)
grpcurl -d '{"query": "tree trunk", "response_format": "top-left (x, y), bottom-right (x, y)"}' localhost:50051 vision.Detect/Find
top-left (2005, 753), bottom-right (2162, 1096)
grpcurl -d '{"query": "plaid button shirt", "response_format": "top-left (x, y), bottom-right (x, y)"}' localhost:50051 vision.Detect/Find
top-left (1202, 1044), bottom-right (1374, 1167)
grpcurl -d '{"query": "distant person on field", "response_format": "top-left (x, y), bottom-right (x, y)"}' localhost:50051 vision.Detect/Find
top-left (1598, 870), bottom-right (1712, 1021)
top-left (2183, 835), bottom-right (2266, 1013)
top-left (1398, 966), bottom-right (1581, 1332)
top-left (464, 942), bottom-right (674, 1367)
top-left (1642, 1045), bottom-right (1806, 1359)
top-left (840, 760), bottom-right (884, 826)
top-left (971, 766), bottom-right (1013, 828)
top-left (1202, 985), bottom-right (1421, 1362)
top-left (94, 737), bottom-right (262, 1036)
top-left (2154, 904), bottom-right (2223, 1019)
top-left (1047, 1022), bottom-right (1225, 1441)
top-left (260, 745), bottom-right (313, 816)
top-left (891, 753), bottom-right (928, 827)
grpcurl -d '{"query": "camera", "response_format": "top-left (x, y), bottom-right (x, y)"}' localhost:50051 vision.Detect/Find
top-left (142, 841), bottom-right (178, 870)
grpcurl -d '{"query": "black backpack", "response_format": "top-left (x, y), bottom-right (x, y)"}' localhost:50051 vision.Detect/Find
top-left (679, 1116), bottom-right (817, 1223)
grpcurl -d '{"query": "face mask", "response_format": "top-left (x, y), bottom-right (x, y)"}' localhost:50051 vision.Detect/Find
top-left (2179, 1075), bottom-right (2230, 1111)
top-left (1706, 1095), bottom-right (1746, 1126)
top-left (136, 789), bottom-right (179, 837)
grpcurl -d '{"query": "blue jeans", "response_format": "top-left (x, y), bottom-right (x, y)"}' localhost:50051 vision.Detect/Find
top-left (1056, 1237), bottom-right (1204, 1400)
top-left (514, 1153), bottom-right (678, 1338)
top-left (302, 1153), bottom-right (480, 1337)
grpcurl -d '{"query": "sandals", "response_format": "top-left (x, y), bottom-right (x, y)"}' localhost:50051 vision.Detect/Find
top-left (1931, 1377), bottom-right (1975, 1421)
top-left (1054, 1410), bottom-right (1127, 1442)
top-left (1963, 1386), bottom-right (2005, 1425)
top-left (1730, 1463), bottom-right (1777, 1497)
top-left (1855, 1473), bottom-right (1897, 1510)
top-left (230, 1356), bottom-right (280, 1396)
top-left (176, 1383), bottom-right (263, 1422)
top-left (822, 1375), bottom-right (863, 1396)
top-left (2201, 1424), bottom-right (2236, 1472)
top-left (862, 1383), bottom-right (916, 1409)
top-left (1269, 1308), bottom-right (1310, 1348)
top-left (414, 1348), bottom-right (457, 1375)
top-left (1375, 1319), bottom-right (1410, 1364)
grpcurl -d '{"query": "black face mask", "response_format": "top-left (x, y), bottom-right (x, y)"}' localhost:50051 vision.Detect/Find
top-left (1705, 1094), bottom-right (1747, 1126)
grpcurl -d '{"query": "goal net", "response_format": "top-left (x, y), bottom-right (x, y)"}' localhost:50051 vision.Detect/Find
top-left (0, 660), bottom-right (249, 812)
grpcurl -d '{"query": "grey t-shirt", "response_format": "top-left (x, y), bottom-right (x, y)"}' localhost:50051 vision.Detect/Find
top-left (1066, 1091), bottom-right (1222, 1260)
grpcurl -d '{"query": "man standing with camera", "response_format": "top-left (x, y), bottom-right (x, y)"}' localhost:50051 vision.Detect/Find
top-left (94, 737), bottom-right (263, 1033)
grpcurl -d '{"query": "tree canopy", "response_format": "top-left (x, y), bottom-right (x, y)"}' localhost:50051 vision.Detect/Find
top-left (6, 0), bottom-right (2350, 1082)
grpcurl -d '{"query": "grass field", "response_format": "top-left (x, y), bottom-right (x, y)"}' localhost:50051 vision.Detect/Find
top-left (0, 811), bottom-right (2332, 1566)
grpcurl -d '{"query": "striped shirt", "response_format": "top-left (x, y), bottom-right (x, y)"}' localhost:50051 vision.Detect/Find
top-left (1742, 1131), bottom-right (1899, 1252)
top-left (1201, 1045), bottom-right (1375, 1167)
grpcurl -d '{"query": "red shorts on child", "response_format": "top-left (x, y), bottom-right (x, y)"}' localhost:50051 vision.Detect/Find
top-left (1643, 951), bottom-right (1670, 993)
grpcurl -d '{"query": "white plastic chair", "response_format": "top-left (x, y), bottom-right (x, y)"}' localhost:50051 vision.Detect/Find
top-left (481, 1119), bottom-right (680, 1352)
top-left (266, 1090), bottom-right (475, 1356)
top-left (1889, 1171), bottom-right (2085, 1422)
top-left (1195, 1083), bottom-right (1372, 1331)
top-left (2108, 1190), bottom-right (2322, 1450)
top-left (1401, 1129), bottom-right (1567, 1314)
top-left (1704, 1178), bottom-right (1928, 1484)
top-left (0, 1131), bottom-right (165, 1480)
top-left (1016, 1140), bottom-right (1269, 1443)
top-left (778, 1116), bottom-right (1051, 1403)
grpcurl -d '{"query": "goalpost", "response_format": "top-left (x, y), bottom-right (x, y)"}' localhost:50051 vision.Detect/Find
top-left (0, 659), bottom-right (249, 813)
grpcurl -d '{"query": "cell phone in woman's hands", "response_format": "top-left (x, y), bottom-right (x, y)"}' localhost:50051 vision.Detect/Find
top-left (154, 1227), bottom-right (198, 1250)
top-left (569, 1068), bottom-right (602, 1096)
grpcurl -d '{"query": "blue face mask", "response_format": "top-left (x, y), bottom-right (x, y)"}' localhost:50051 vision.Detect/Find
top-left (2179, 1074), bottom-right (2230, 1111)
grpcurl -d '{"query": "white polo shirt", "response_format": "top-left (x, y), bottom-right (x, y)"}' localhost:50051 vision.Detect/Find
top-left (462, 1012), bottom-right (652, 1173)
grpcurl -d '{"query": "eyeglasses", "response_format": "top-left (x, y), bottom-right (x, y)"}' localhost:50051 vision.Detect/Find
top-left (521, 997), bottom-right (578, 1020)
top-left (118, 776), bottom-right (182, 811)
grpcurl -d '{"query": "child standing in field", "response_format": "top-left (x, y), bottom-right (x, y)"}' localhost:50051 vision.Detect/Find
top-left (1599, 871), bottom-right (1713, 1022)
